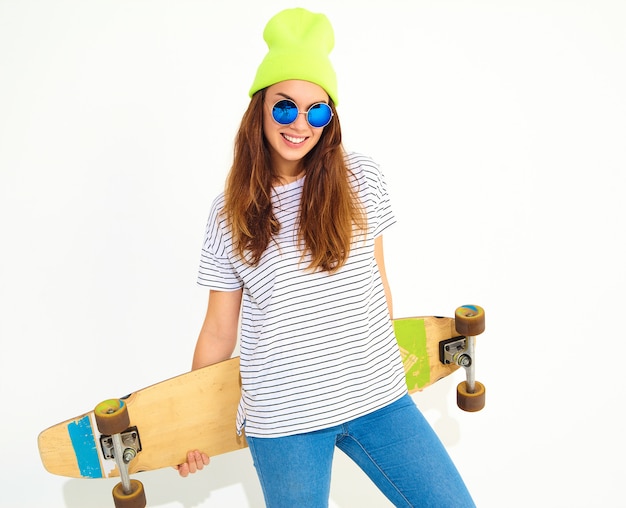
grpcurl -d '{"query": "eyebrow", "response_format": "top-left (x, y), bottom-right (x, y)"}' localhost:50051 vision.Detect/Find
top-left (275, 92), bottom-right (329, 108)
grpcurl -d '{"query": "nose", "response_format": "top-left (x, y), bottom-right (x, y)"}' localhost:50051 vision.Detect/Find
top-left (290, 111), bottom-right (309, 129)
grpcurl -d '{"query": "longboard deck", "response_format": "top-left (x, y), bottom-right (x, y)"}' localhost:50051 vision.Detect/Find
top-left (38, 357), bottom-right (245, 479)
top-left (38, 316), bottom-right (462, 479)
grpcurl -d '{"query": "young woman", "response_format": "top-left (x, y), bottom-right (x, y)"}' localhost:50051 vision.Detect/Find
top-left (178, 8), bottom-right (475, 507)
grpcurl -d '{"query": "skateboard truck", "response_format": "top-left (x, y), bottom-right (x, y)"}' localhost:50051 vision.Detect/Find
top-left (100, 427), bottom-right (142, 463)
top-left (94, 400), bottom-right (147, 508)
top-left (444, 305), bottom-right (487, 412)
top-left (440, 336), bottom-right (471, 368)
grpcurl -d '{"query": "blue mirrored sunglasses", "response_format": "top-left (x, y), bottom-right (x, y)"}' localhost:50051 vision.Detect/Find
top-left (270, 99), bottom-right (333, 128)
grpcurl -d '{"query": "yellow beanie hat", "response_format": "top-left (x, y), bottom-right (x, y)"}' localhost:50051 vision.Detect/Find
top-left (249, 8), bottom-right (338, 105)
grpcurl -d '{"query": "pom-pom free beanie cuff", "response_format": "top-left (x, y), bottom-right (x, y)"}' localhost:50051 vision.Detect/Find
top-left (249, 8), bottom-right (338, 105)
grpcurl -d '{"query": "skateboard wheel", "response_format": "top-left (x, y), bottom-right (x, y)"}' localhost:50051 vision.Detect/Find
top-left (112, 479), bottom-right (146, 508)
top-left (94, 399), bottom-right (130, 435)
top-left (457, 380), bottom-right (486, 412)
top-left (455, 305), bottom-right (485, 336)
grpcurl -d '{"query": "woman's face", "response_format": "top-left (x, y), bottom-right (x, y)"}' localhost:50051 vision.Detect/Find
top-left (263, 80), bottom-right (330, 178)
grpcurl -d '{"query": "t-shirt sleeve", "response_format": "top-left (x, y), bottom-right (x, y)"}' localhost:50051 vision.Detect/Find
top-left (371, 162), bottom-right (396, 238)
top-left (348, 153), bottom-right (396, 239)
top-left (197, 195), bottom-right (243, 291)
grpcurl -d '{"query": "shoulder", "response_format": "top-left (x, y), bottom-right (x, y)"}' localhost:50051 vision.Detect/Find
top-left (204, 191), bottom-right (229, 238)
top-left (344, 151), bottom-right (382, 177)
top-left (207, 192), bottom-right (226, 220)
top-left (344, 151), bottom-right (388, 193)
top-left (210, 191), bottom-right (226, 210)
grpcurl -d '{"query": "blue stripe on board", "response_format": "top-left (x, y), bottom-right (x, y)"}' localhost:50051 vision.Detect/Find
top-left (67, 415), bottom-right (103, 478)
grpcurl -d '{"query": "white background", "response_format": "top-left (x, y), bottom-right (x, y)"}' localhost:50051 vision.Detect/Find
top-left (1, 1), bottom-right (625, 507)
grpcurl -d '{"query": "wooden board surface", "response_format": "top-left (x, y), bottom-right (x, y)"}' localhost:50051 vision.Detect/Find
top-left (38, 316), bottom-right (463, 479)
top-left (38, 357), bottom-right (245, 479)
top-left (394, 316), bottom-right (460, 392)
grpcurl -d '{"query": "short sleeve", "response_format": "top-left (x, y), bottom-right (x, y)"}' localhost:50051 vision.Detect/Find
top-left (346, 153), bottom-right (396, 239)
top-left (197, 195), bottom-right (243, 291)
top-left (371, 163), bottom-right (396, 238)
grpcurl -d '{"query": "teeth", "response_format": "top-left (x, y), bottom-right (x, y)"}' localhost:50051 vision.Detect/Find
top-left (283, 134), bottom-right (306, 144)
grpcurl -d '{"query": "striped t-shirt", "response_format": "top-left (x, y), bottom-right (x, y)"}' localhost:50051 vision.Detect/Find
top-left (198, 152), bottom-right (407, 438)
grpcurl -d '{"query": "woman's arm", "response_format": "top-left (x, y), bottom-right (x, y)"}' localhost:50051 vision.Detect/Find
top-left (374, 235), bottom-right (393, 319)
top-left (192, 289), bottom-right (243, 370)
top-left (177, 288), bottom-right (242, 477)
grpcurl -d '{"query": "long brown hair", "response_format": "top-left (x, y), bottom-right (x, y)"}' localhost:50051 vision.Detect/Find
top-left (222, 89), bottom-right (366, 273)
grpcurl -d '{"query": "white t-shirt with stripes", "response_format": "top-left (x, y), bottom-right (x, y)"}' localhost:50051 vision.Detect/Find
top-left (198, 152), bottom-right (407, 438)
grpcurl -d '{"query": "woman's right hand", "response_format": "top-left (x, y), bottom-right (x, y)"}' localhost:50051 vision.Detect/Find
top-left (176, 450), bottom-right (210, 477)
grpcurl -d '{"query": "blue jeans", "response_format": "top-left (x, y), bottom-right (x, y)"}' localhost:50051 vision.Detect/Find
top-left (246, 394), bottom-right (475, 507)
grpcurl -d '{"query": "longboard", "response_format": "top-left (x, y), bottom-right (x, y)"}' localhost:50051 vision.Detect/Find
top-left (38, 310), bottom-right (486, 481)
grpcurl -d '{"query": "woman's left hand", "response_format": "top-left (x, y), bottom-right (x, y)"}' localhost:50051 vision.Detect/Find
top-left (176, 450), bottom-right (210, 477)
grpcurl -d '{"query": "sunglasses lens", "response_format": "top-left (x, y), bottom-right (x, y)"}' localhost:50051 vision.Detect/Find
top-left (271, 100), bottom-right (332, 128)
top-left (272, 100), bottom-right (299, 125)
top-left (307, 103), bottom-right (332, 128)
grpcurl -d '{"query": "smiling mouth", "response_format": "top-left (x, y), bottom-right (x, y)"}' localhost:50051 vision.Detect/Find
top-left (282, 133), bottom-right (307, 144)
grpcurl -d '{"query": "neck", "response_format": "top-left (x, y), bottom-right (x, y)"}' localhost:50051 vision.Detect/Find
top-left (274, 169), bottom-right (305, 186)
top-left (272, 158), bottom-right (305, 185)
